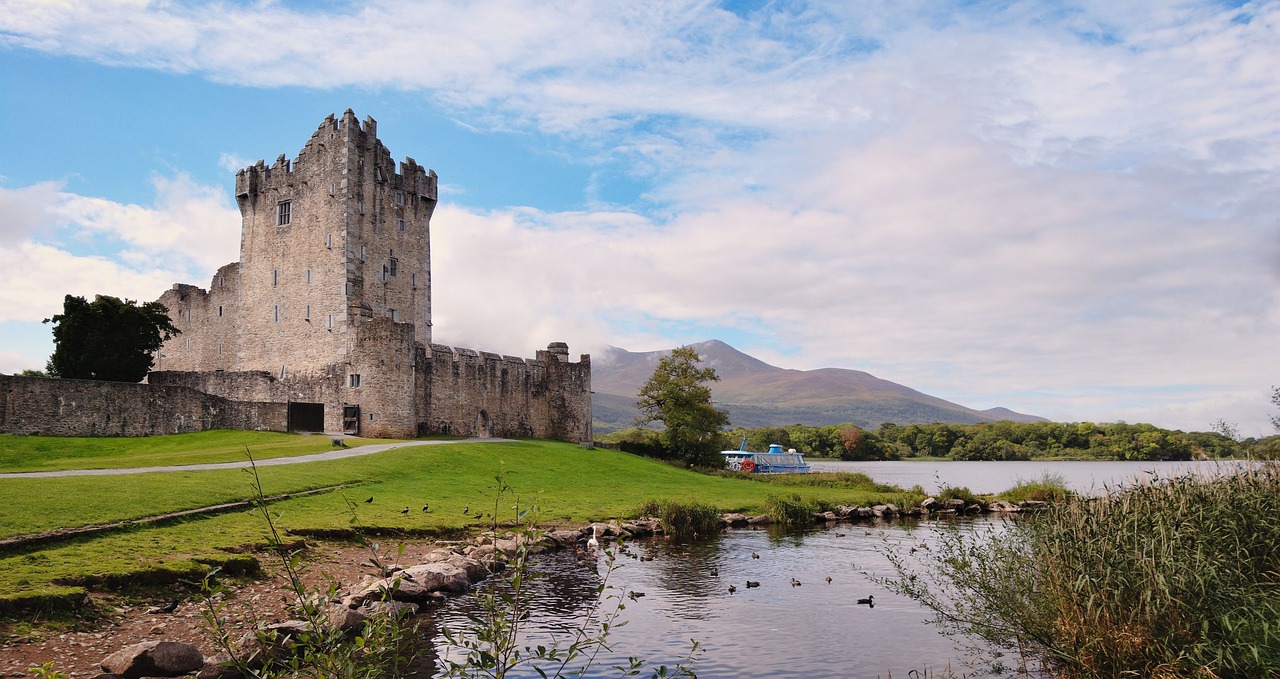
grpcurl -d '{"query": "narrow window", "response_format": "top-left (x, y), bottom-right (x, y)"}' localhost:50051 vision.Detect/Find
top-left (389, 257), bottom-right (398, 276)
top-left (186, 309), bottom-right (192, 322)
top-left (305, 304), bottom-right (311, 320)
top-left (279, 365), bottom-right (287, 379)
top-left (360, 245), bottom-right (367, 260)
top-left (349, 374), bottom-right (362, 388)
top-left (277, 200), bottom-right (291, 226)
top-left (389, 308), bottom-right (397, 322)
top-left (397, 218), bottom-right (405, 232)
top-left (272, 269), bottom-right (279, 288)
top-left (411, 273), bottom-right (416, 288)
top-left (273, 305), bottom-right (279, 322)
top-left (368, 412), bottom-right (376, 421)
top-left (326, 233), bottom-right (333, 249)
top-left (305, 269), bottom-right (312, 284)
top-left (394, 191), bottom-right (405, 205)
top-left (381, 264), bottom-right (388, 282)
top-left (327, 314), bottom-right (334, 330)
top-left (185, 337), bottom-right (191, 350)
top-left (217, 305), bottom-right (223, 317)
top-left (217, 342), bottom-right (223, 355)
top-left (358, 198), bottom-right (365, 214)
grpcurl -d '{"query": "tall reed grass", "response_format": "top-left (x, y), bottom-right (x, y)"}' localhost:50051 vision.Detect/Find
top-left (880, 463), bottom-right (1280, 677)
top-left (636, 499), bottom-right (722, 539)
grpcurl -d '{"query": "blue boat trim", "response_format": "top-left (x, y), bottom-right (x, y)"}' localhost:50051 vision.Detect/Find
top-left (721, 443), bottom-right (812, 474)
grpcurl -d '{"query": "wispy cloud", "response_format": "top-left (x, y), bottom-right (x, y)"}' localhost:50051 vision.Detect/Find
top-left (0, 175), bottom-right (239, 322)
top-left (2, 0), bottom-right (1277, 434)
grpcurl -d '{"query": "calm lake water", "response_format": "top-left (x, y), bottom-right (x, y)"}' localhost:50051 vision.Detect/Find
top-left (433, 519), bottom-right (992, 678)
top-left (809, 458), bottom-right (1257, 495)
top-left (428, 460), bottom-right (1257, 678)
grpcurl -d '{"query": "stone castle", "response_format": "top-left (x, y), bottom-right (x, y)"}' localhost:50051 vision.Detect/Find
top-left (146, 110), bottom-right (592, 441)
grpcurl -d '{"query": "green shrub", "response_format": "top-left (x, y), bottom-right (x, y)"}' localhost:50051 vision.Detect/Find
top-left (765, 494), bottom-right (817, 527)
top-left (935, 485), bottom-right (979, 504)
top-left (999, 473), bottom-right (1072, 503)
top-left (636, 499), bottom-right (721, 539)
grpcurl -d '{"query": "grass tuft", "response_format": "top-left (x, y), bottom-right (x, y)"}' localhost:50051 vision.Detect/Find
top-left (636, 499), bottom-right (721, 539)
top-left (765, 494), bottom-right (818, 527)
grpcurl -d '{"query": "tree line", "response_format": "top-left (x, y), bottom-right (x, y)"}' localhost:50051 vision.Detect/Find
top-left (604, 418), bottom-right (1279, 464)
top-left (615, 345), bottom-right (1280, 465)
top-left (722, 419), bottom-right (1279, 461)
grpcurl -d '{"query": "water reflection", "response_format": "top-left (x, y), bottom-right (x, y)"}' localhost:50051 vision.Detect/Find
top-left (431, 518), bottom-right (1006, 678)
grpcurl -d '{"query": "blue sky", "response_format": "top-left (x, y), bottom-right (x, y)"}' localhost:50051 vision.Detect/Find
top-left (1, 0), bottom-right (1277, 436)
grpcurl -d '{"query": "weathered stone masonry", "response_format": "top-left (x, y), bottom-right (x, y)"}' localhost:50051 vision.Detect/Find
top-left (0, 374), bottom-right (285, 437)
top-left (2, 111), bottom-right (591, 442)
top-left (151, 110), bottom-right (592, 442)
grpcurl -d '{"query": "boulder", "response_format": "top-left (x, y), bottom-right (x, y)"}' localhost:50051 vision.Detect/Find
top-left (815, 511), bottom-right (839, 522)
top-left (1019, 500), bottom-right (1049, 511)
top-left (987, 500), bottom-right (1021, 513)
top-left (834, 505), bottom-right (859, 519)
top-left (353, 561), bottom-right (471, 605)
top-left (328, 604), bottom-right (371, 633)
top-left (721, 513), bottom-right (750, 527)
top-left (101, 640), bottom-right (204, 678)
top-left (871, 504), bottom-right (899, 518)
top-left (747, 514), bottom-right (773, 525)
top-left (196, 654), bottom-right (240, 679)
top-left (547, 529), bottom-right (584, 547)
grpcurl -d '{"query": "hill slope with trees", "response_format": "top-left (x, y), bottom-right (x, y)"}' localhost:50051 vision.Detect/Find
top-left (591, 340), bottom-right (1045, 434)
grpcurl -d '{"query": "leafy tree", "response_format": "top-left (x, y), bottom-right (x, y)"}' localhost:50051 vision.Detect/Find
top-left (43, 294), bottom-right (180, 382)
top-left (1271, 385), bottom-right (1280, 432)
top-left (635, 346), bottom-right (730, 467)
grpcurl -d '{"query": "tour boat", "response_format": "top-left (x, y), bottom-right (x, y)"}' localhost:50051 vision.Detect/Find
top-left (721, 442), bottom-right (812, 474)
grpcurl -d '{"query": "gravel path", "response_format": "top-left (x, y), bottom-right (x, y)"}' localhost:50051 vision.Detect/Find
top-left (0, 437), bottom-right (513, 478)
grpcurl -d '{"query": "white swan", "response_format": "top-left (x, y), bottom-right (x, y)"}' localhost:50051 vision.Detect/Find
top-left (586, 526), bottom-right (600, 551)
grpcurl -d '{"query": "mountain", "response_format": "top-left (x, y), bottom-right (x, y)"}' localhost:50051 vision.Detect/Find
top-left (591, 340), bottom-right (1046, 434)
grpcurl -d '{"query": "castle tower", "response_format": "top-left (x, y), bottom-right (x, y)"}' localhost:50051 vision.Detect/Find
top-left (231, 110), bottom-right (438, 376)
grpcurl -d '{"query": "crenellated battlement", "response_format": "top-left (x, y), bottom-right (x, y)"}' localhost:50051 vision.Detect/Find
top-left (235, 109), bottom-right (437, 205)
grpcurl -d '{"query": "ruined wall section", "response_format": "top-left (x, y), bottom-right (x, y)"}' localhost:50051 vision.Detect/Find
top-left (345, 317), bottom-right (421, 438)
top-left (155, 263), bottom-right (242, 372)
top-left (149, 366), bottom-right (349, 434)
top-left (0, 375), bottom-right (286, 437)
top-left (424, 342), bottom-right (592, 442)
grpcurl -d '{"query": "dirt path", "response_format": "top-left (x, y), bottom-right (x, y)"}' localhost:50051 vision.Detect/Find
top-left (0, 437), bottom-right (513, 478)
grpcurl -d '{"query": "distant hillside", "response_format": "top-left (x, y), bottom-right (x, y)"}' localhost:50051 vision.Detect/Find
top-left (592, 340), bottom-right (1046, 434)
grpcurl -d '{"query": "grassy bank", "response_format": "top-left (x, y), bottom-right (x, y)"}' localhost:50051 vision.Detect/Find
top-left (0, 430), bottom-right (405, 472)
top-left (0, 436), bottom-right (897, 605)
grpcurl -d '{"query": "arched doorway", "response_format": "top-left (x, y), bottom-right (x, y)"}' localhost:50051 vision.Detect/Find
top-left (475, 410), bottom-right (493, 438)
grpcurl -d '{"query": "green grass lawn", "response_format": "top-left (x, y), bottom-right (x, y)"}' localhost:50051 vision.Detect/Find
top-left (0, 435), bottom-right (900, 603)
top-left (0, 430), bottom-right (405, 472)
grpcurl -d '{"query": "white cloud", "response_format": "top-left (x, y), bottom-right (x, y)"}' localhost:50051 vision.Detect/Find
top-left (0, 176), bottom-right (240, 323)
top-left (3, 0), bottom-right (1279, 433)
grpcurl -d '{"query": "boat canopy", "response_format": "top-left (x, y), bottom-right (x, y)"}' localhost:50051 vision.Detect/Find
top-left (721, 443), bottom-right (811, 474)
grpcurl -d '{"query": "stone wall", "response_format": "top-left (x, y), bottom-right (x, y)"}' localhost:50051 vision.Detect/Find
top-left (424, 342), bottom-right (592, 442)
top-left (0, 375), bottom-right (286, 437)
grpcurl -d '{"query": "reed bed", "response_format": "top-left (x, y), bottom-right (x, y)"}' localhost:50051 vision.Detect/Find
top-left (635, 499), bottom-right (722, 539)
top-left (881, 463), bottom-right (1280, 678)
